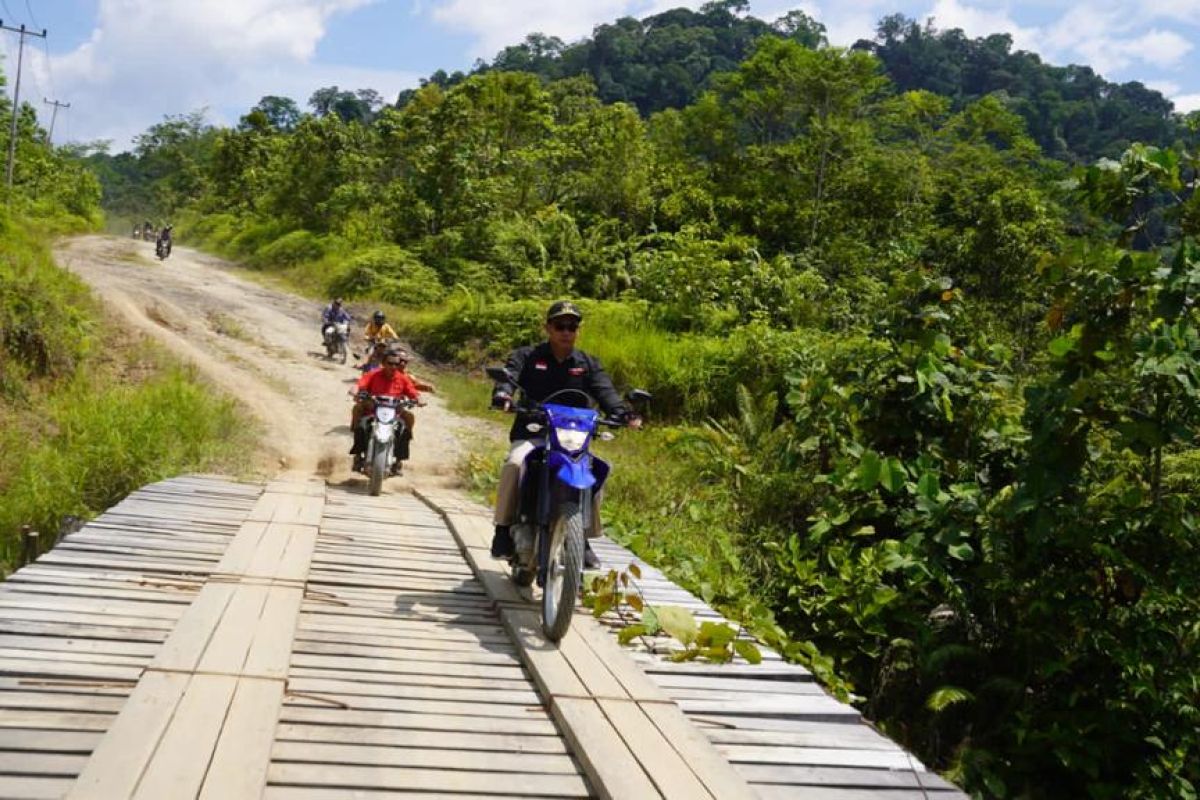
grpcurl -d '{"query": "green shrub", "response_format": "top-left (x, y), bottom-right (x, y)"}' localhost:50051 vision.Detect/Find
top-left (328, 245), bottom-right (445, 306)
top-left (252, 229), bottom-right (329, 268)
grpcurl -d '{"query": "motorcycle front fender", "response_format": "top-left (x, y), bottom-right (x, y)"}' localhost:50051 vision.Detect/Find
top-left (547, 450), bottom-right (595, 490)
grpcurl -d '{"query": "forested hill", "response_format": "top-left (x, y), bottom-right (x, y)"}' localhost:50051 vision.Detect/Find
top-left (410, 1), bottom-right (1181, 164)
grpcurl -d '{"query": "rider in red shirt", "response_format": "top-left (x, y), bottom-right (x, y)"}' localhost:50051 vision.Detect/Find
top-left (349, 347), bottom-right (430, 472)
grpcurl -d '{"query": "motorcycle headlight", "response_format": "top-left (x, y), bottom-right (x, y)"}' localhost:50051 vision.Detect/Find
top-left (375, 406), bottom-right (396, 424)
top-left (555, 427), bottom-right (589, 453)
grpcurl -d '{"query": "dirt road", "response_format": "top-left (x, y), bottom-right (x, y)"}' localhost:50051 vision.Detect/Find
top-left (53, 235), bottom-right (491, 491)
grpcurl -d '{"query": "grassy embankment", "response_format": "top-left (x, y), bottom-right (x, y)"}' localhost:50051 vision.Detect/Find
top-left (0, 212), bottom-right (256, 573)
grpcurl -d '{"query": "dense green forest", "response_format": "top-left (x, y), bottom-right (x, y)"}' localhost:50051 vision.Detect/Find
top-left (78, 6), bottom-right (1200, 797)
top-left (0, 69), bottom-right (250, 571)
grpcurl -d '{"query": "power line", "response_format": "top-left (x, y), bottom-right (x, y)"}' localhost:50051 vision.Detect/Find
top-left (22, 0), bottom-right (37, 29)
top-left (43, 97), bottom-right (67, 144)
top-left (1, 19), bottom-right (47, 200)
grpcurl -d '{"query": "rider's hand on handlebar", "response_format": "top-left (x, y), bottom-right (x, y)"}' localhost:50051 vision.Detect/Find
top-left (491, 393), bottom-right (512, 412)
top-left (625, 414), bottom-right (643, 430)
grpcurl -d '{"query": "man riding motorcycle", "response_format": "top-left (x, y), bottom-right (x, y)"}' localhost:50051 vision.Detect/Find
top-left (348, 346), bottom-right (431, 475)
top-left (156, 224), bottom-right (173, 257)
top-left (322, 297), bottom-right (352, 341)
top-left (489, 300), bottom-right (641, 569)
top-left (363, 310), bottom-right (398, 349)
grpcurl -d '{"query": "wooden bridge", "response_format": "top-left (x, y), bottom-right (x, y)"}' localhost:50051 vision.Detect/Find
top-left (0, 475), bottom-right (965, 799)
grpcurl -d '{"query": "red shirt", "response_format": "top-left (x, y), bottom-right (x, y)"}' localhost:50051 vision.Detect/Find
top-left (356, 368), bottom-right (420, 400)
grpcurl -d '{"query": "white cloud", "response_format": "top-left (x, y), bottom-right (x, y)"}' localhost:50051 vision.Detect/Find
top-left (1070, 28), bottom-right (1192, 73)
top-left (1147, 80), bottom-right (1182, 96)
top-left (1174, 93), bottom-right (1200, 113)
top-left (924, 0), bottom-right (1039, 50)
top-left (8, 0), bottom-right (419, 148)
top-left (429, 0), bottom-right (652, 57)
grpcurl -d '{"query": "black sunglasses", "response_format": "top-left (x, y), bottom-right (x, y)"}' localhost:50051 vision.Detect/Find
top-left (551, 321), bottom-right (579, 332)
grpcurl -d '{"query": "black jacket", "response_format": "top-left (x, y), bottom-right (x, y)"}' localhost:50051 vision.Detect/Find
top-left (494, 342), bottom-right (629, 441)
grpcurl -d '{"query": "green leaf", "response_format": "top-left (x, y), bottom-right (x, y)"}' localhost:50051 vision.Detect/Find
top-left (858, 449), bottom-right (882, 490)
top-left (917, 471), bottom-right (940, 500)
top-left (628, 563), bottom-right (641, 579)
top-left (617, 624), bottom-right (648, 645)
top-left (947, 542), bottom-right (975, 561)
top-left (880, 457), bottom-right (906, 493)
top-left (698, 621), bottom-right (737, 648)
top-left (1048, 335), bottom-right (1076, 357)
top-left (641, 605), bottom-right (660, 635)
top-left (925, 686), bottom-right (974, 712)
top-left (733, 639), bottom-right (763, 664)
top-left (627, 593), bottom-right (644, 613)
top-left (656, 605), bottom-right (698, 645)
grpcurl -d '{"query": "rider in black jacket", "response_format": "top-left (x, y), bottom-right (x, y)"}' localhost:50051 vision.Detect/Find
top-left (490, 300), bottom-right (640, 567)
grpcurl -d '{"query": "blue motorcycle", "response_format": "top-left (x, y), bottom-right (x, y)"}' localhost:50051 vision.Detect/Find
top-left (487, 367), bottom-right (649, 640)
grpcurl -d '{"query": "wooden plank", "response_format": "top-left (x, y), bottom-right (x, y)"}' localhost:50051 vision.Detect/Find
top-left (718, 744), bottom-right (916, 769)
top-left (196, 584), bottom-right (270, 674)
top-left (200, 678), bottom-right (285, 800)
top-left (274, 723), bottom-right (570, 754)
top-left (573, 618), bottom-right (670, 703)
top-left (266, 762), bottom-right (591, 796)
top-left (0, 657), bottom-right (141, 683)
top-left (0, 711), bottom-right (115, 732)
top-left (67, 670), bottom-right (189, 799)
top-left (284, 677), bottom-right (539, 705)
top-left (596, 698), bottom-right (711, 798)
top-left (0, 751), bottom-right (88, 774)
top-left (705, 724), bottom-right (908, 751)
top-left (149, 581), bottom-right (237, 672)
top-left (0, 776), bottom-right (76, 799)
top-left (499, 609), bottom-right (586, 699)
top-left (272, 525), bottom-right (319, 582)
top-left (212, 521), bottom-right (270, 575)
top-left (278, 707), bottom-right (559, 736)
top-left (242, 587), bottom-right (304, 679)
top-left (0, 729), bottom-right (103, 752)
top-left (736, 763), bottom-right (959, 790)
top-left (271, 741), bottom-right (580, 774)
top-left (553, 696), bottom-right (659, 800)
top-left (283, 693), bottom-right (545, 719)
top-left (640, 701), bottom-right (772, 800)
top-left (0, 691), bottom-right (125, 713)
top-left (133, 675), bottom-right (238, 799)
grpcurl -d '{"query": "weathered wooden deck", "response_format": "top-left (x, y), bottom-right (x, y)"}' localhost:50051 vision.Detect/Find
top-left (0, 475), bottom-right (965, 799)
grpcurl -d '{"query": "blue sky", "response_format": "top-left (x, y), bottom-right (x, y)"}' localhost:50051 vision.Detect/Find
top-left (4, 0), bottom-right (1199, 151)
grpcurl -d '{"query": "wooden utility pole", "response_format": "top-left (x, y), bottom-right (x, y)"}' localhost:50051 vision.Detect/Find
top-left (1, 20), bottom-right (48, 199)
top-left (43, 98), bottom-right (69, 145)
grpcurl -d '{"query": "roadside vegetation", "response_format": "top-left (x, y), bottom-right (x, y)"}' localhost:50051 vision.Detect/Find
top-left (81, 5), bottom-right (1200, 797)
top-left (0, 69), bottom-right (254, 573)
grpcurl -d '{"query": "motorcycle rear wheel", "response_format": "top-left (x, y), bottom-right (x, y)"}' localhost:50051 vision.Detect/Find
top-left (368, 444), bottom-right (387, 496)
top-left (542, 504), bottom-right (584, 642)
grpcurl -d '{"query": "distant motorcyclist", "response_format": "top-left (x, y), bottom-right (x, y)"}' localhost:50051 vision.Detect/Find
top-left (363, 310), bottom-right (398, 347)
top-left (322, 297), bottom-right (352, 342)
top-left (143, 220), bottom-right (154, 241)
top-left (489, 300), bottom-right (640, 568)
top-left (155, 225), bottom-right (173, 259)
top-left (348, 346), bottom-right (428, 474)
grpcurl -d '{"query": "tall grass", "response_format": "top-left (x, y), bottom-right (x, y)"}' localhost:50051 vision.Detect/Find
top-left (1, 210), bottom-right (255, 572)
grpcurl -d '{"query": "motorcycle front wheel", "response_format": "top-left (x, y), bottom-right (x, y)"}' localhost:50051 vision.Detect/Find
top-left (368, 443), bottom-right (388, 496)
top-left (542, 504), bottom-right (584, 641)
top-left (338, 339), bottom-right (348, 365)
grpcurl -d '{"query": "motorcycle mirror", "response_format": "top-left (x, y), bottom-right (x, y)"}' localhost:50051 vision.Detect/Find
top-left (626, 389), bottom-right (652, 404)
top-left (485, 366), bottom-right (511, 383)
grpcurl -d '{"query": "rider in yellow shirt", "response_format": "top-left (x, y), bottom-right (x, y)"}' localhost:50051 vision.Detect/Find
top-left (363, 310), bottom-right (398, 345)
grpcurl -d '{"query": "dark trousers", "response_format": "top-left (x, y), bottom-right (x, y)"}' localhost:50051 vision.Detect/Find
top-left (351, 417), bottom-right (412, 460)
